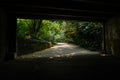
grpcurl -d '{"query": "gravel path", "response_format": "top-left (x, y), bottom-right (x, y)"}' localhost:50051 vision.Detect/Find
top-left (17, 43), bottom-right (100, 59)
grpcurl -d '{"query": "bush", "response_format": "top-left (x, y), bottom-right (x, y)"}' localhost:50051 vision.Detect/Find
top-left (74, 22), bottom-right (102, 51)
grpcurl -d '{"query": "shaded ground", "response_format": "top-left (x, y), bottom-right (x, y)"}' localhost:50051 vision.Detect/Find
top-left (17, 43), bottom-right (100, 59)
top-left (1, 52), bottom-right (120, 80)
top-left (1, 43), bottom-right (120, 79)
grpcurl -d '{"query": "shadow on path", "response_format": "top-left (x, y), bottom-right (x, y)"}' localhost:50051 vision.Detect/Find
top-left (17, 43), bottom-right (100, 59)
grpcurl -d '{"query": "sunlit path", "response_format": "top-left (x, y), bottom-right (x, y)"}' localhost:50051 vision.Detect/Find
top-left (17, 43), bottom-right (100, 59)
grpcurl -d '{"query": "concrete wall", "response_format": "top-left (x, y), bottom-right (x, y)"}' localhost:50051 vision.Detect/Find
top-left (105, 16), bottom-right (120, 56)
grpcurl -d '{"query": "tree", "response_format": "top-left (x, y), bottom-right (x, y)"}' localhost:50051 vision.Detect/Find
top-left (17, 18), bottom-right (31, 38)
top-left (17, 18), bottom-right (103, 51)
top-left (27, 19), bottom-right (42, 39)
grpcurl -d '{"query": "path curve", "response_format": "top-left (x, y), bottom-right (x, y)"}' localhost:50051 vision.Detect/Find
top-left (18, 43), bottom-right (100, 59)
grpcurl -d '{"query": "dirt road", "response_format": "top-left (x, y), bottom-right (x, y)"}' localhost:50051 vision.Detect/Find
top-left (17, 43), bottom-right (100, 59)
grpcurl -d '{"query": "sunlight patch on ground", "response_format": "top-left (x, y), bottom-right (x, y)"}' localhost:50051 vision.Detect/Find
top-left (16, 43), bottom-right (100, 59)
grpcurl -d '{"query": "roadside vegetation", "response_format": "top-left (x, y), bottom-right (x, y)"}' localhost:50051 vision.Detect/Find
top-left (17, 18), bottom-right (103, 56)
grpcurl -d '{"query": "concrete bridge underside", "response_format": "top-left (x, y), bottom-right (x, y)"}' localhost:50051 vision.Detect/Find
top-left (0, 0), bottom-right (120, 79)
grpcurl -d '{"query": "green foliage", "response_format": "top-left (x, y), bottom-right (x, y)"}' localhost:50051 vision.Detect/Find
top-left (17, 19), bottom-right (67, 43)
top-left (76, 22), bottom-right (103, 51)
top-left (63, 21), bottom-right (103, 51)
top-left (64, 21), bottom-right (78, 43)
top-left (17, 18), bottom-right (102, 52)
top-left (38, 20), bottom-right (66, 43)
top-left (17, 19), bottom-right (31, 38)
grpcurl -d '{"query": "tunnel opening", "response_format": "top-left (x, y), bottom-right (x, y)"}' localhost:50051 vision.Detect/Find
top-left (15, 18), bottom-right (103, 60)
top-left (1, 1), bottom-right (120, 79)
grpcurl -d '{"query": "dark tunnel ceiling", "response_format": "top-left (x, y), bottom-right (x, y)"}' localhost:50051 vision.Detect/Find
top-left (0, 0), bottom-right (120, 21)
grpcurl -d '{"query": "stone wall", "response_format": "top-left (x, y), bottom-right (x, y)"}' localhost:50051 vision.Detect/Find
top-left (105, 16), bottom-right (120, 56)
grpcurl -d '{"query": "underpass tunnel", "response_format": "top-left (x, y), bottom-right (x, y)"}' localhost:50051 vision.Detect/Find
top-left (0, 1), bottom-right (120, 79)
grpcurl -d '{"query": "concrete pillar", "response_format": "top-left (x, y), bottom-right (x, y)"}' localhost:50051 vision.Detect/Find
top-left (0, 9), bottom-right (7, 61)
top-left (5, 14), bottom-right (17, 60)
top-left (0, 9), bottom-right (17, 61)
